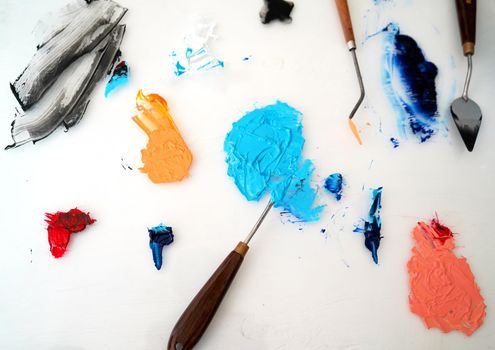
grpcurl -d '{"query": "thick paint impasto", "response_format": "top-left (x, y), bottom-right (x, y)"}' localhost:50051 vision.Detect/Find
top-left (132, 90), bottom-right (193, 183)
top-left (354, 187), bottom-right (383, 264)
top-left (224, 101), bottom-right (323, 222)
top-left (407, 218), bottom-right (486, 335)
top-left (45, 208), bottom-right (95, 258)
top-left (170, 19), bottom-right (224, 77)
top-left (382, 23), bottom-right (439, 142)
top-left (324, 173), bottom-right (343, 201)
top-left (260, 0), bottom-right (294, 24)
top-left (148, 224), bottom-right (174, 270)
top-left (105, 59), bottom-right (129, 97)
top-left (6, 0), bottom-right (127, 149)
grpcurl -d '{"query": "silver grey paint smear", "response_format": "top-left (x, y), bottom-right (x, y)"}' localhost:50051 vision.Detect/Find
top-left (6, 0), bottom-right (127, 149)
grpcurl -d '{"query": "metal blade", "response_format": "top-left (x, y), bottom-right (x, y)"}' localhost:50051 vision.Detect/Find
top-left (450, 97), bottom-right (482, 152)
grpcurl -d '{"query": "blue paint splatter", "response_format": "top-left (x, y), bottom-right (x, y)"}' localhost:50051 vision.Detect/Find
top-left (382, 23), bottom-right (438, 142)
top-left (104, 61), bottom-right (129, 97)
top-left (354, 187), bottom-right (383, 264)
top-left (324, 173), bottom-right (343, 201)
top-left (148, 224), bottom-right (174, 270)
top-left (224, 101), bottom-right (323, 222)
top-left (390, 137), bottom-right (400, 148)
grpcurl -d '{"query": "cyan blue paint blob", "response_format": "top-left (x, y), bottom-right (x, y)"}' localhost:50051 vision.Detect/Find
top-left (148, 224), bottom-right (174, 270)
top-left (104, 61), bottom-right (129, 97)
top-left (224, 101), bottom-right (323, 222)
top-left (354, 187), bottom-right (383, 264)
top-left (324, 173), bottom-right (343, 201)
top-left (390, 137), bottom-right (400, 148)
top-left (382, 23), bottom-right (438, 142)
top-left (271, 160), bottom-right (324, 221)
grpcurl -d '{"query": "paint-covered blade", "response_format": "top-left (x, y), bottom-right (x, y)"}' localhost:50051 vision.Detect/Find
top-left (450, 97), bottom-right (482, 152)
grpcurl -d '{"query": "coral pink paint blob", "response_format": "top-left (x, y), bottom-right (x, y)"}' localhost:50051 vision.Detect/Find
top-left (407, 217), bottom-right (486, 336)
top-left (45, 208), bottom-right (95, 258)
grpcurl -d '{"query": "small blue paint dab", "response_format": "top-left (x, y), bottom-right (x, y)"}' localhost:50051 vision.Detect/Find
top-left (320, 228), bottom-right (326, 234)
top-left (353, 187), bottom-right (383, 264)
top-left (324, 173), bottom-right (343, 201)
top-left (390, 137), bottom-right (400, 148)
top-left (104, 61), bottom-right (129, 97)
top-left (148, 224), bottom-right (174, 270)
top-left (242, 55), bottom-right (252, 61)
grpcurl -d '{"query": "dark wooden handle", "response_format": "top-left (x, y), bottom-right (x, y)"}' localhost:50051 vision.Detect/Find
top-left (167, 242), bottom-right (249, 350)
top-left (335, 0), bottom-right (355, 47)
top-left (455, 0), bottom-right (476, 55)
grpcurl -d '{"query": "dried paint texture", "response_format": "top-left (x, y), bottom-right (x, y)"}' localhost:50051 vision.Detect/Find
top-left (224, 101), bottom-right (323, 222)
top-left (354, 187), bottom-right (383, 264)
top-left (260, 0), bottom-right (294, 24)
top-left (133, 90), bottom-right (192, 183)
top-left (407, 218), bottom-right (486, 335)
top-left (45, 208), bottom-right (95, 258)
top-left (6, 0), bottom-right (126, 149)
top-left (382, 23), bottom-right (438, 142)
top-left (324, 173), bottom-right (343, 201)
top-left (149, 224), bottom-right (174, 270)
top-left (105, 60), bottom-right (129, 97)
top-left (170, 19), bottom-right (224, 77)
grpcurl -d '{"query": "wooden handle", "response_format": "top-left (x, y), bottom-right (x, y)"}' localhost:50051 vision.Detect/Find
top-left (167, 242), bottom-right (249, 350)
top-left (455, 0), bottom-right (476, 55)
top-left (335, 0), bottom-right (355, 48)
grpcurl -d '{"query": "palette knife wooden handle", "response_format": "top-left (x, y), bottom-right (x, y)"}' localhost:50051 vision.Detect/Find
top-left (335, 0), bottom-right (356, 49)
top-left (455, 0), bottom-right (476, 55)
top-left (167, 242), bottom-right (249, 350)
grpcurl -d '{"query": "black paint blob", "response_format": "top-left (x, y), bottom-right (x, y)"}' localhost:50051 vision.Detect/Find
top-left (260, 0), bottom-right (294, 24)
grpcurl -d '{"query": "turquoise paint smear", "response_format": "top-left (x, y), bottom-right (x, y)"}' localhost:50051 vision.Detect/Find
top-left (104, 61), bottom-right (129, 97)
top-left (224, 101), bottom-right (323, 222)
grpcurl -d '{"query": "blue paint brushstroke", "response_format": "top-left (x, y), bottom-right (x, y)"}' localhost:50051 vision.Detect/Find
top-left (224, 101), bottom-right (323, 222)
top-left (171, 47), bottom-right (224, 77)
top-left (354, 187), bottom-right (383, 264)
top-left (390, 137), bottom-right (400, 148)
top-left (104, 61), bottom-right (129, 97)
top-left (382, 23), bottom-right (438, 142)
top-left (148, 224), bottom-right (174, 270)
top-left (324, 173), bottom-right (343, 201)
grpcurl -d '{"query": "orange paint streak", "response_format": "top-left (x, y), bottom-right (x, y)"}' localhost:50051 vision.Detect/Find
top-left (407, 219), bottom-right (486, 336)
top-left (132, 90), bottom-right (192, 183)
top-left (348, 119), bottom-right (362, 145)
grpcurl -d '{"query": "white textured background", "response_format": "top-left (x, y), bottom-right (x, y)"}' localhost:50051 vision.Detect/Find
top-left (1, 0), bottom-right (494, 349)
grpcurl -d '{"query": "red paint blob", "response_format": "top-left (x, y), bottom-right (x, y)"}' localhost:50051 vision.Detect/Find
top-left (45, 208), bottom-right (95, 258)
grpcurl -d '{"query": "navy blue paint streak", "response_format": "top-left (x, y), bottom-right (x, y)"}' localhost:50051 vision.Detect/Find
top-left (383, 23), bottom-right (439, 142)
top-left (354, 187), bottom-right (383, 264)
top-left (148, 224), bottom-right (174, 270)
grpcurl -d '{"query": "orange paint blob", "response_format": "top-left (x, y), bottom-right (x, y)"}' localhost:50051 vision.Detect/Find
top-left (348, 119), bottom-right (362, 145)
top-left (407, 218), bottom-right (486, 336)
top-left (132, 90), bottom-right (192, 183)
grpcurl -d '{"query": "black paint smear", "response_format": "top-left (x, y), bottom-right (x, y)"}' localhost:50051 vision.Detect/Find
top-left (260, 0), bottom-right (294, 24)
top-left (10, 1), bottom-right (127, 110)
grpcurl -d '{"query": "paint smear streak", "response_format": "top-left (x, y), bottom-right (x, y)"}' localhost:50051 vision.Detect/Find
top-left (407, 218), bottom-right (486, 335)
top-left (133, 90), bottom-right (192, 183)
top-left (148, 223), bottom-right (174, 270)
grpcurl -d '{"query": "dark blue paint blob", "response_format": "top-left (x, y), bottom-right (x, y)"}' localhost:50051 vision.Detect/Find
top-left (382, 23), bottom-right (438, 142)
top-left (390, 137), bottom-right (400, 148)
top-left (354, 187), bottom-right (383, 264)
top-left (324, 173), bottom-right (343, 201)
top-left (148, 224), bottom-right (174, 270)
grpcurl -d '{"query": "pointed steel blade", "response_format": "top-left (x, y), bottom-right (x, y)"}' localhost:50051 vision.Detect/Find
top-left (450, 97), bottom-right (482, 152)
